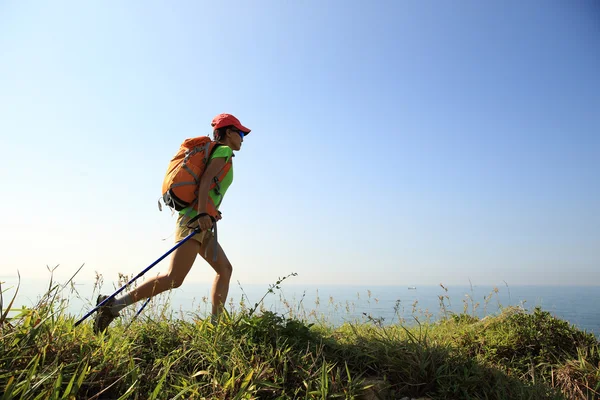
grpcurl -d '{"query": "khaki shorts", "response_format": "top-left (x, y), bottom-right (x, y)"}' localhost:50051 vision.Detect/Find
top-left (174, 213), bottom-right (214, 245)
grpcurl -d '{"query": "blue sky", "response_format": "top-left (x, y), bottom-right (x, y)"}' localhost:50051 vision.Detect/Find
top-left (1, 1), bottom-right (598, 287)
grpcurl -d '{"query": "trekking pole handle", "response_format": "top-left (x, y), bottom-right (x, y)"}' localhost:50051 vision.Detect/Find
top-left (186, 213), bottom-right (216, 231)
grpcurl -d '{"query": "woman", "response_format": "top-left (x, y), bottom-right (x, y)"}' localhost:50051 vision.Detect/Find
top-left (93, 113), bottom-right (251, 334)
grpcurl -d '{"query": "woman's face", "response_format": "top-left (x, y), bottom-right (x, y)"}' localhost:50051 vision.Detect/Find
top-left (227, 127), bottom-right (244, 151)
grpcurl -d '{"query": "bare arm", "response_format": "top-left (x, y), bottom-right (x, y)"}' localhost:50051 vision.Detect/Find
top-left (196, 156), bottom-right (226, 214)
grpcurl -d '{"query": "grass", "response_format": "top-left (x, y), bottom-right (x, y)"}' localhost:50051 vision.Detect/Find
top-left (1, 270), bottom-right (599, 399)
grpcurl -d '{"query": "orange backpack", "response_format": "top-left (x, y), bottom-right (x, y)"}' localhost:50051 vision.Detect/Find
top-left (161, 136), bottom-right (223, 213)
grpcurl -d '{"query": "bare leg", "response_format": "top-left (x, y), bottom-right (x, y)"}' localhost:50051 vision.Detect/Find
top-left (94, 237), bottom-right (201, 333)
top-left (199, 237), bottom-right (233, 317)
top-left (130, 238), bottom-right (201, 302)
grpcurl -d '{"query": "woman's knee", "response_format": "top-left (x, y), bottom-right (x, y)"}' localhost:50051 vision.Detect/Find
top-left (170, 276), bottom-right (185, 288)
top-left (216, 260), bottom-right (233, 278)
top-left (158, 274), bottom-right (184, 289)
top-left (164, 240), bottom-right (198, 289)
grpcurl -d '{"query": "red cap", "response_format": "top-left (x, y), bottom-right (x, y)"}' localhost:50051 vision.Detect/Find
top-left (211, 113), bottom-right (251, 134)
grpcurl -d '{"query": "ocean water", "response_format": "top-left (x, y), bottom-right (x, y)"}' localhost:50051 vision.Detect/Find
top-left (3, 278), bottom-right (599, 337)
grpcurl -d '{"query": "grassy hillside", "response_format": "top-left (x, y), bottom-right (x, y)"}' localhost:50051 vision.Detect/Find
top-left (1, 274), bottom-right (599, 399)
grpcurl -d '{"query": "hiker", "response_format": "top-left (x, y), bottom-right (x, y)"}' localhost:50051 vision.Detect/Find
top-left (93, 113), bottom-right (251, 333)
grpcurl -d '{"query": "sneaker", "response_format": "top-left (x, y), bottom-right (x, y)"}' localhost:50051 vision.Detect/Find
top-left (93, 295), bottom-right (119, 334)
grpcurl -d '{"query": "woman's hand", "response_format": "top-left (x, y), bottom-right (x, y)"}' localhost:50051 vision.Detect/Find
top-left (186, 213), bottom-right (214, 232)
top-left (196, 214), bottom-right (214, 231)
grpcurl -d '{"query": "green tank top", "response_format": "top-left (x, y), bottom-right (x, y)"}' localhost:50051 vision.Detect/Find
top-left (179, 145), bottom-right (234, 218)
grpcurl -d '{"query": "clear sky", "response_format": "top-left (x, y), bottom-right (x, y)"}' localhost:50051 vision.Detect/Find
top-left (1, 1), bottom-right (599, 287)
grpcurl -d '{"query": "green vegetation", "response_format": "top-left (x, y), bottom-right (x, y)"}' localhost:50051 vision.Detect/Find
top-left (1, 272), bottom-right (599, 399)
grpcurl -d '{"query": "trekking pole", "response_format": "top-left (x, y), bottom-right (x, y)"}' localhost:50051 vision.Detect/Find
top-left (124, 297), bottom-right (152, 331)
top-left (134, 297), bottom-right (151, 319)
top-left (74, 214), bottom-right (212, 327)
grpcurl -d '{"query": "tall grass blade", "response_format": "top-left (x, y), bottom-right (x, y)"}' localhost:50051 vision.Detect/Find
top-left (0, 271), bottom-right (20, 327)
top-left (2, 376), bottom-right (16, 400)
top-left (149, 365), bottom-right (171, 400)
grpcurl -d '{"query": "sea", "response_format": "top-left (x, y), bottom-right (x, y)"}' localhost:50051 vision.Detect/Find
top-left (3, 278), bottom-right (599, 337)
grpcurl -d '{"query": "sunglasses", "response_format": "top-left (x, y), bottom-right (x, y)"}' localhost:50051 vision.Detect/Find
top-left (231, 128), bottom-right (245, 140)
